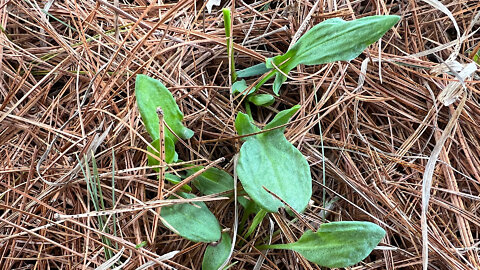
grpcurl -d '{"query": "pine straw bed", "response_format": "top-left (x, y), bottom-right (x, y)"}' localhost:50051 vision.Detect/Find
top-left (0, 0), bottom-right (479, 269)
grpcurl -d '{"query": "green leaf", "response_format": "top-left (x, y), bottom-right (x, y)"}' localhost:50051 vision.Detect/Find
top-left (244, 209), bottom-right (267, 239)
top-left (185, 166), bottom-right (260, 213)
top-left (135, 74), bottom-right (194, 141)
top-left (247, 94), bottom-right (275, 107)
top-left (164, 173), bottom-right (192, 192)
top-left (263, 104), bottom-right (300, 130)
top-left (164, 173), bottom-right (181, 183)
top-left (234, 112), bottom-right (260, 139)
top-left (261, 221), bottom-right (385, 268)
top-left (474, 50), bottom-right (480, 64)
top-left (147, 137), bottom-right (176, 167)
top-left (135, 241), bottom-right (147, 249)
top-left (202, 232), bottom-right (232, 270)
top-left (261, 15), bottom-right (400, 94)
top-left (235, 106), bottom-right (311, 213)
top-left (161, 192), bottom-right (221, 243)
top-left (187, 166), bottom-right (234, 195)
top-left (237, 63), bottom-right (272, 78)
top-left (231, 79), bottom-right (254, 96)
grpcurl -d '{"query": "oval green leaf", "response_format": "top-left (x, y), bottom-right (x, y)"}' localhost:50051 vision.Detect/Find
top-left (235, 106), bottom-right (311, 213)
top-left (187, 166), bottom-right (234, 195)
top-left (237, 62), bottom-right (272, 78)
top-left (231, 79), bottom-right (254, 96)
top-left (262, 221), bottom-right (386, 268)
top-left (135, 74), bottom-right (194, 141)
top-left (260, 15), bottom-right (400, 94)
top-left (161, 192), bottom-right (221, 243)
top-left (247, 94), bottom-right (275, 107)
top-left (202, 232), bottom-right (232, 270)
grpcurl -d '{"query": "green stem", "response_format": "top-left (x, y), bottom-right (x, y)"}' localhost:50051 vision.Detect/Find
top-left (223, 8), bottom-right (237, 82)
top-left (256, 243), bottom-right (288, 250)
top-left (245, 101), bottom-right (253, 122)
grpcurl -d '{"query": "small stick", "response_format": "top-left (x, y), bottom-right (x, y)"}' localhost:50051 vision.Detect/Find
top-left (156, 107), bottom-right (166, 200)
top-left (54, 196), bottom-right (229, 220)
top-left (152, 107), bottom-right (166, 241)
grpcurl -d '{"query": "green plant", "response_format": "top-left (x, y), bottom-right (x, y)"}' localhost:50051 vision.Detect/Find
top-left (135, 14), bottom-right (399, 268)
top-left (135, 74), bottom-right (194, 167)
top-left (239, 15), bottom-right (400, 94)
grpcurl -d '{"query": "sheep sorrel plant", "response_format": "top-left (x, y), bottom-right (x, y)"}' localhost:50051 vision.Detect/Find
top-left (135, 14), bottom-right (399, 269)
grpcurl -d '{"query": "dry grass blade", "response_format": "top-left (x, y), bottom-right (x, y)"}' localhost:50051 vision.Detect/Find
top-left (421, 94), bottom-right (466, 270)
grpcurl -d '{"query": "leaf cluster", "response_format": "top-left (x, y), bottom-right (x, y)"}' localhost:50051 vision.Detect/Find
top-left (134, 14), bottom-right (399, 269)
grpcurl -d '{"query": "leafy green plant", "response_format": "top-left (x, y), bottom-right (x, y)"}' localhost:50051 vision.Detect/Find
top-left (135, 74), bottom-right (193, 167)
top-left (240, 15), bottom-right (400, 94)
top-left (135, 75), bottom-right (221, 243)
top-left (134, 14), bottom-right (399, 268)
top-left (229, 15), bottom-right (399, 267)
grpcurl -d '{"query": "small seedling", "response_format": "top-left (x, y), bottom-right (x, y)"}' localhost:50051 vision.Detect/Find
top-left (135, 75), bottom-right (222, 244)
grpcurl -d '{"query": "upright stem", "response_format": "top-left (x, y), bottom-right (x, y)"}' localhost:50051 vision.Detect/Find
top-left (223, 8), bottom-right (237, 83)
top-left (245, 101), bottom-right (253, 122)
